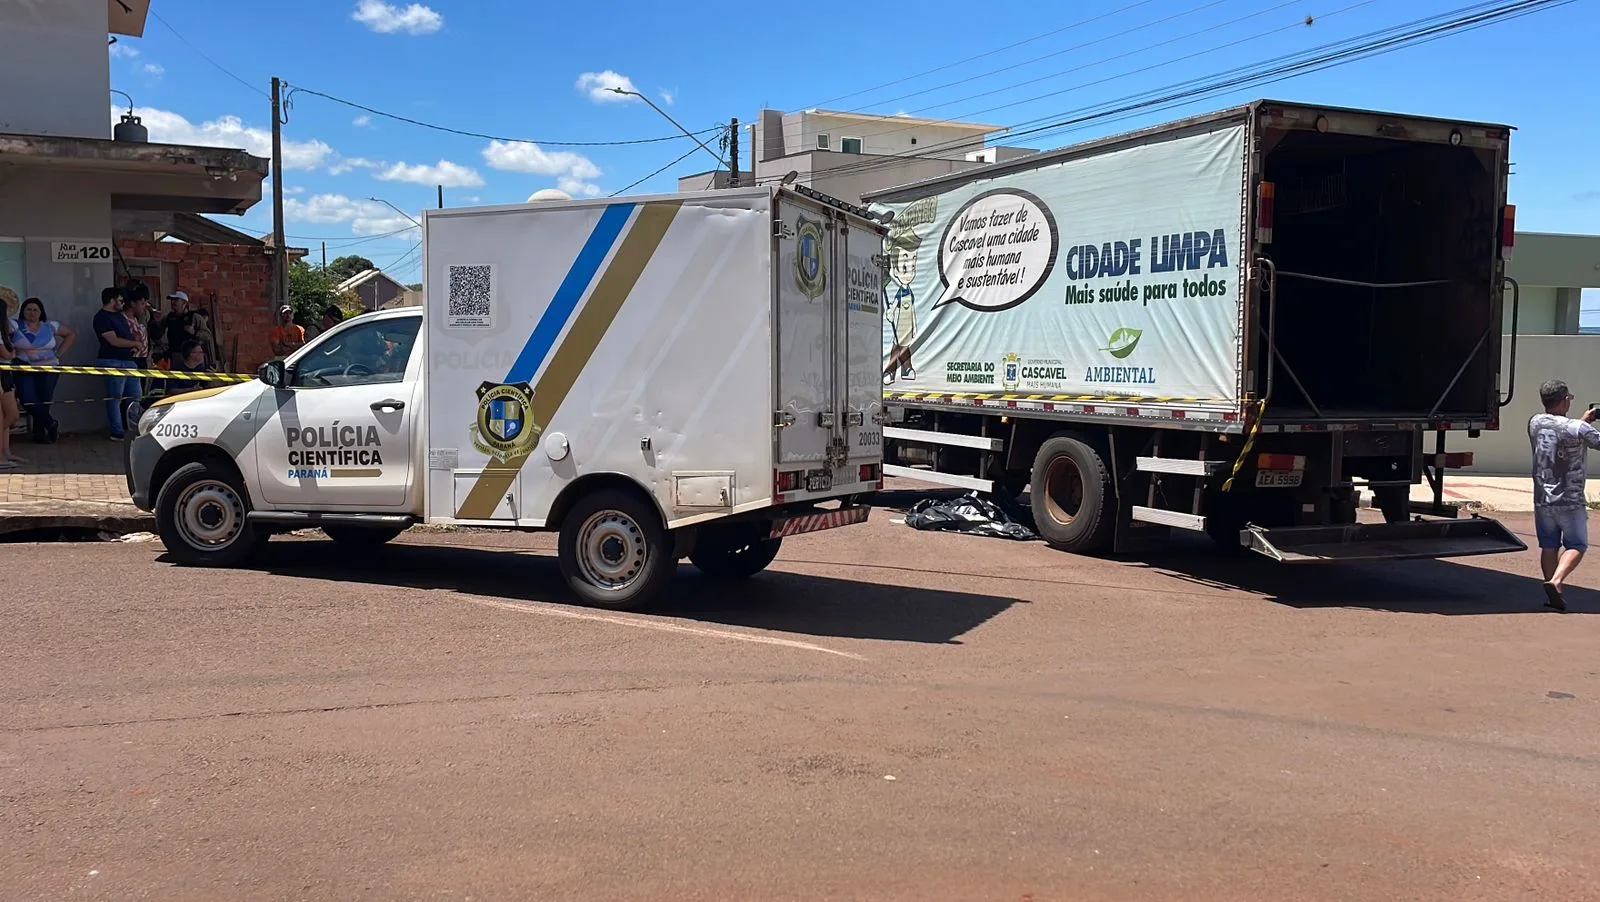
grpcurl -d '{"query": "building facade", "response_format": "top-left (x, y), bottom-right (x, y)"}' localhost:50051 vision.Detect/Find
top-left (0, 0), bottom-right (271, 431)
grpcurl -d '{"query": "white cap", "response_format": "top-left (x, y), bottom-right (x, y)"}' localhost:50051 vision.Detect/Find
top-left (167, 290), bottom-right (189, 303)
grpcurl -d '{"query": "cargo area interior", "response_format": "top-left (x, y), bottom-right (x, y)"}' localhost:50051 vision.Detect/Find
top-left (1254, 130), bottom-right (1502, 421)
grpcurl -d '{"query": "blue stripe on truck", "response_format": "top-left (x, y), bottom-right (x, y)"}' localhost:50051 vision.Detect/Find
top-left (504, 202), bottom-right (637, 385)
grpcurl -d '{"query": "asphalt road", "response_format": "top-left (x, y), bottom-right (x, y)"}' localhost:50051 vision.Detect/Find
top-left (4, 486), bottom-right (1599, 901)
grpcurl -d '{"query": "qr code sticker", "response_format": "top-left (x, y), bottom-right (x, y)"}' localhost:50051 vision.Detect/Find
top-left (446, 263), bottom-right (495, 329)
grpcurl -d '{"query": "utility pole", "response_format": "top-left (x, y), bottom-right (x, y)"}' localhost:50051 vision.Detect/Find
top-left (728, 118), bottom-right (739, 188)
top-left (270, 77), bottom-right (288, 311)
top-left (321, 241), bottom-right (326, 269)
top-left (437, 185), bottom-right (444, 209)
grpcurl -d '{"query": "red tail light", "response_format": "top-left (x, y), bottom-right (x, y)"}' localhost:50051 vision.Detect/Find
top-left (1256, 453), bottom-right (1305, 471)
top-left (859, 463), bottom-right (880, 484)
top-left (1501, 204), bottom-right (1516, 261)
top-left (1255, 181), bottom-right (1276, 245)
top-left (774, 470), bottom-right (801, 494)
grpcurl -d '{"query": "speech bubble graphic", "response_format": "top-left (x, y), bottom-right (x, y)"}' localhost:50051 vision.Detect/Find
top-left (934, 188), bottom-right (1058, 312)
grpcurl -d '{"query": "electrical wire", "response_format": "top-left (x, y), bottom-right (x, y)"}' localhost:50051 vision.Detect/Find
top-left (610, 143), bottom-right (723, 196)
top-left (285, 225), bottom-right (418, 245)
top-left (753, 0), bottom-right (1567, 189)
top-left (284, 85), bottom-right (723, 148)
top-left (148, 11), bottom-right (268, 98)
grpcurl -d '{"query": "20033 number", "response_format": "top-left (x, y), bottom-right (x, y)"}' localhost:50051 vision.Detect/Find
top-left (856, 431), bottom-right (882, 447)
top-left (153, 422), bottom-right (200, 439)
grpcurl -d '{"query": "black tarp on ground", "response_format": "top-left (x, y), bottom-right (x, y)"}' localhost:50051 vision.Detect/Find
top-left (903, 491), bottom-right (1037, 541)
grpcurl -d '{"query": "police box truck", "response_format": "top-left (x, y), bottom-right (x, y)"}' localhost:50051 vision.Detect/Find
top-left (125, 186), bottom-right (886, 608)
top-left (864, 100), bottom-right (1527, 563)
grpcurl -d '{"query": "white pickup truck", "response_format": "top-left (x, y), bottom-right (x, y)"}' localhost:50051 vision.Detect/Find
top-left (125, 187), bottom-right (886, 609)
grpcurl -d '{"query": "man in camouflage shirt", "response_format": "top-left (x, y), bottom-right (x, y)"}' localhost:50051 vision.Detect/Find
top-left (1529, 379), bottom-right (1600, 611)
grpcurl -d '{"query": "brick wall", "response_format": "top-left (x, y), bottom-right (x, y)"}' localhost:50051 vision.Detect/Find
top-left (115, 239), bottom-right (275, 372)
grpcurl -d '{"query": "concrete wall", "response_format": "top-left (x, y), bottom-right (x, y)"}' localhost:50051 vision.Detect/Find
top-left (798, 112), bottom-right (990, 160)
top-left (1507, 233), bottom-right (1600, 290)
top-left (0, 166), bottom-right (116, 432)
top-left (1462, 335), bottom-right (1600, 474)
top-left (0, 0), bottom-right (111, 138)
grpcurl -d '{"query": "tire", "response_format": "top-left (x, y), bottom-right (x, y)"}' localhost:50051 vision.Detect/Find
top-left (1029, 435), bottom-right (1116, 554)
top-left (557, 489), bottom-right (674, 610)
top-left (323, 525), bottom-right (406, 547)
top-left (154, 461), bottom-right (266, 567)
top-left (691, 525), bottom-right (782, 580)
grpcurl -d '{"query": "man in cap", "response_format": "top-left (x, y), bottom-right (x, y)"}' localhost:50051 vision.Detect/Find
top-left (159, 289), bottom-right (196, 364)
top-left (1529, 378), bottom-right (1600, 611)
top-left (270, 304), bottom-right (306, 358)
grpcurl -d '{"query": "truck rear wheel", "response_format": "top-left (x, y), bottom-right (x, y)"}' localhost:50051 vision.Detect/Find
top-left (558, 489), bottom-right (674, 610)
top-left (1030, 435), bottom-right (1116, 554)
top-left (155, 461), bottom-right (266, 567)
top-left (691, 524), bottom-right (782, 580)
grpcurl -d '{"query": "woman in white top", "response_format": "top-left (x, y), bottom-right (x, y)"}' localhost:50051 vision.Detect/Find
top-left (12, 297), bottom-right (76, 444)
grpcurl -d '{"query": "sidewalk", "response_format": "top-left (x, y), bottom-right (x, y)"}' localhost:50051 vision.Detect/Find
top-left (1384, 473), bottom-right (1583, 513)
top-left (0, 434), bottom-right (152, 536)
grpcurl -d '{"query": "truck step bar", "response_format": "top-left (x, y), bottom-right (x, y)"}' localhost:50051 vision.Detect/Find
top-left (1135, 456), bottom-right (1227, 476)
top-left (882, 464), bottom-right (996, 493)
top-left (882, 425), bottom-right (1005, 452)
top-left (247, 511), bottom-right (419, 529)
top-left (1241, 516), bottom-right (1526, 564)
top-left (1131, 505), bottom-right (1206, 531)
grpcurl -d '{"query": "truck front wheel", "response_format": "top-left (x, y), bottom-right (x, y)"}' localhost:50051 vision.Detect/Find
top-left (1030, 435), bottom-right (1116, 554)
top-left (558, 489), bottom-right (674, 610)
top-left (154, 461), bottom-right (266, 567)
top-left (691, 524), bottom-right (782, 580)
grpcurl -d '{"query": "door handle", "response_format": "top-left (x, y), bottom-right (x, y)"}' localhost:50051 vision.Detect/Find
top-left (371, 399), bottom-right (405, 412)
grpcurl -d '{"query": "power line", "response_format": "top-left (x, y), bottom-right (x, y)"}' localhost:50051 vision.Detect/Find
top-left (148, 11), bottom-right (268, 98)
top-left (284, 85), bottom-right (723, 148)
top-left (284, 225), bottom-right (418, 244)
top-left (610, 143), bottom-right (717, 197)
top-left (756, 0), bottom-right (1565, 189)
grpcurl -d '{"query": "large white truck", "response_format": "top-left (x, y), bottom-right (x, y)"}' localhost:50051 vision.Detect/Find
top-left (125, 186), bottom-right (886, 608)
top-left (864, 100), bottom-right (1527, 563)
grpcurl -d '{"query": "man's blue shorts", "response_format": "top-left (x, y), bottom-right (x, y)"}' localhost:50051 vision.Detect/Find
top-left (1535, 505), bottom-right (1589, 552)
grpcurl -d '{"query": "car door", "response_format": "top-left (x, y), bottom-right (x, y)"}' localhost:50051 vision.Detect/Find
top-left (255, 314), bottom-right (422, 510)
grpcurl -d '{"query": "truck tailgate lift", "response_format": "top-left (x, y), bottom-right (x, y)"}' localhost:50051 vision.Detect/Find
top-left (1242, 516), bottom-right (1526, 564)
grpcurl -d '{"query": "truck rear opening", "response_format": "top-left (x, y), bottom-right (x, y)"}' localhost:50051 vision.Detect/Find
top-left (1253, 106), bottom-right (1512, 424)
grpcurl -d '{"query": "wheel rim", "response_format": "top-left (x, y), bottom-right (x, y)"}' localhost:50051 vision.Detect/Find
top-left (175, 479), bottom-right (245, 550)
top-left (576, 510), bottom-right (648, 590)
top-left (1043, 456), bottom-right (1084, 526)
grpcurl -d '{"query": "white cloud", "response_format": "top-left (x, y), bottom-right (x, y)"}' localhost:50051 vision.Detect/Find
top-left (109, 42), bottom-right (139, 58)
top-left (375, 159), bottom-right (484, 188)
top-left (576, 70), bottom-right (638, 103)
top-left (659, 88), bottom-right (677, 106)
top-left (287, 186), bottom-right (307, 195)
top-left (328, 156), bottom-right (380, 176)
top-left (285, 193), bottom-right (419, 236)
top-left (352, 0), bottom-right (443, 35)
top-left (557, 177), bottom-right (602, 198)
top-left (353, 114), bottom-right (372, 127)
top-left (117, 105), bottom-right (334, 170)
top-left (528, 189), bottom-right (572, 203)
top-left (142, 62), bottom-right (165, 77)
top-left (482, 140), bottom-right (601, 182)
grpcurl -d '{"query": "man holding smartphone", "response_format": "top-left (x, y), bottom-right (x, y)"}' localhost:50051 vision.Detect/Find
top-left (1529, 379), bottom-right (1600, 611)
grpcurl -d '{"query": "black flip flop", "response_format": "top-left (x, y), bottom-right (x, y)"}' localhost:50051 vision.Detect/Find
top-left (1542, 581), bottom-right (1567, 612)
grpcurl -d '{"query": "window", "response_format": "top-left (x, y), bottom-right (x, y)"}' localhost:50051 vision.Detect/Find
top-left (841, 137), bottom-right (863, 154)
top-left (290, 315), bottom-right (421, 388)
top-left (817, 133), bottom-right (830, 149)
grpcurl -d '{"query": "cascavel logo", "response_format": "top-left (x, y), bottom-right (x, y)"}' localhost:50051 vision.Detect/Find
top-left (1102, 327), bottom-right (1143, 360)
top-left (471, 381), bottom-right (540, 463)
top-left (1001, 353), bottom-right (1021, 391)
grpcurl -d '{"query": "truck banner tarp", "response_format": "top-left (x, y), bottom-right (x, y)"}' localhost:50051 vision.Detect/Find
top-left (871, 125), bottom-right (1246, 405)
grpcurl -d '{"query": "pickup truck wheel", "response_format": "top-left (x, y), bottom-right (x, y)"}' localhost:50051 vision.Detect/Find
top-left (1029, 435), bottom-right (1115, 554)
top-left (558, 490), bottom-right (673, 610)
top-left (691, 527), bottom-right (782, 580)
top-left (155, 461), bottom-right (265, 567)
top-left (323, 525), bottom-right (406, 548)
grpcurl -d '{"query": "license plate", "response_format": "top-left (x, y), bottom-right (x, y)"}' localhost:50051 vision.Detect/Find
top-left (806, 471), bottom-right (833, 493)
top-left (1255, 469), bottom-right (1303, 488)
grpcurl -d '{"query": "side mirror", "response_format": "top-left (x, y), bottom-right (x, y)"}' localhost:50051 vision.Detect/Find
top-left (258, 359), bottom-right (287, 388)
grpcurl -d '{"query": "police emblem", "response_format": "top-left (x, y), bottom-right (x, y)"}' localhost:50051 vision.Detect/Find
top-left (794, 215), bottom-right (827, 300)
top-left (471, 381), bottom-right (540, 462)
top-left (1002, 353), bottom-right (1021, 392)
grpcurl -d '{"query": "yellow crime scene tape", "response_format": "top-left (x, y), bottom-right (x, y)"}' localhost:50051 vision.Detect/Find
top-left (0, 363), bottom-right (254, 383)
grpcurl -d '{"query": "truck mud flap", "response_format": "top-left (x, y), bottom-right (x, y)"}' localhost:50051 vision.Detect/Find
top-left (1242, 516), bottom-right (1527, 564)
top-left (769, 506), bottom-right (870, 540)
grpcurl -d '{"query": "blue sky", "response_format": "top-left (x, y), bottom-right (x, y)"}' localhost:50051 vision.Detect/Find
top-left (108, 0), bottom-right (1596, 293)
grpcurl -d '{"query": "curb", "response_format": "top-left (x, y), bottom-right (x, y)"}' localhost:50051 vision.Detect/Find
top-left (0, 501), bottom-right (155, 537)
top-left (1353, 489), bottom-right (1495, 514)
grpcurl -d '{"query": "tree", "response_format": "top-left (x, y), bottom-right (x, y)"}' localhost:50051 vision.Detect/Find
top-left (287, 260), bottom-right (343, 324)
top-left (327, 254), bottom-right (376, 283)
top-left (405, 283), bottom-right (422, 291)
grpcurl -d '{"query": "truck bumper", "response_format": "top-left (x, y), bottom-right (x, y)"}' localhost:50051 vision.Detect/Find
top-left (125, 433), bottom-right (162, 512)
top-left (1242, 515), bottom-right (1526, 564)
top-left (769, 505), bottom-right (870, 539)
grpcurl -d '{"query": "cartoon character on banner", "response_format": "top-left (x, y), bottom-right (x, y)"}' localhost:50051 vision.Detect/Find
top-left (882, 196), bottom-right (937, 386)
